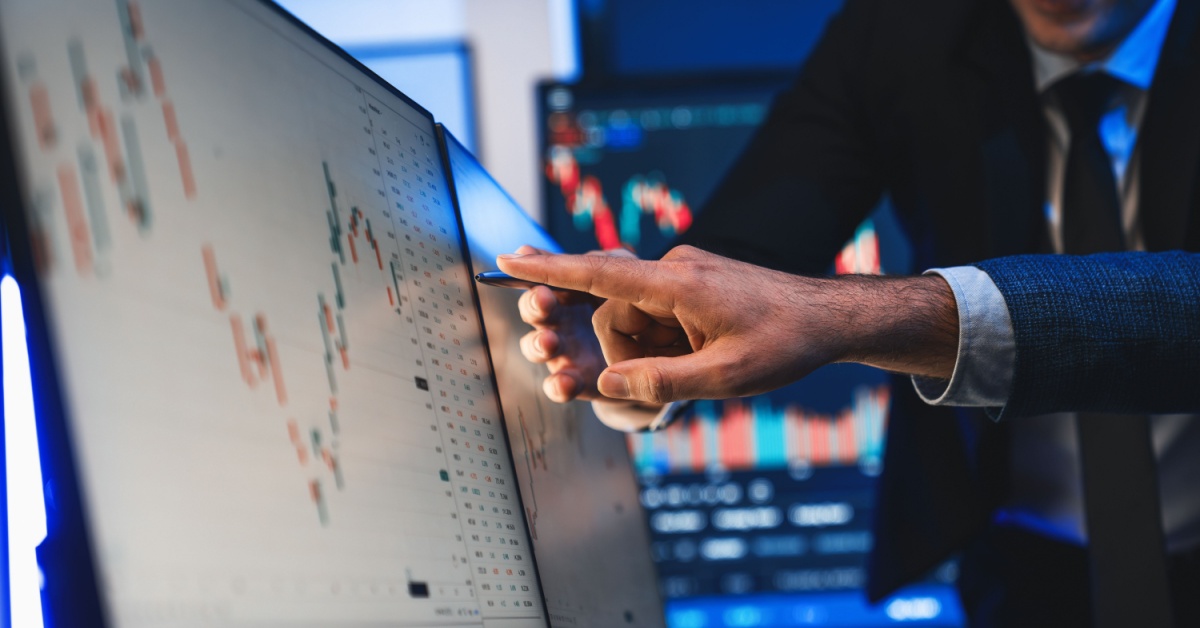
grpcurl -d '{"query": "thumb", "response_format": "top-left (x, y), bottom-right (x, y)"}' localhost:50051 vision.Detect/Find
top-left (597, 352), bottom-right (731, 404)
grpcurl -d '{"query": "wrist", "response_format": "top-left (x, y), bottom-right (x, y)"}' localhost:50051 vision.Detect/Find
top-left (815, 274), bottom-right (959, 378)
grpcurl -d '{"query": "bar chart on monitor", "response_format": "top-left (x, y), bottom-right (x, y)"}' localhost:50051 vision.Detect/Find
top-left (0, 0), bottom-right (543, 625)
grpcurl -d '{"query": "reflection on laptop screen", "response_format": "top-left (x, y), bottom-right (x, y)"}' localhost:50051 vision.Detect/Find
top-left (0, 0), bottom-right (548, 625)
top-left (444, 128), bottom-right (665, 628)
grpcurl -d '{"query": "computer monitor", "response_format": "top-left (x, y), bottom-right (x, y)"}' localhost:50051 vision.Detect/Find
top-left (0, 1), bottom-right (632, 626)
top-left (442, 125), bottom-right (664, 627)
top-left (539, 76), bottom-right (790, 259)
top-left (538, 80), bottom-right (962, 626)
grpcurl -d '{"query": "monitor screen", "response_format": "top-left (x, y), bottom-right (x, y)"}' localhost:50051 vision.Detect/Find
top-left (540, 78), bottom-right (788, 259)
top-left (0, 0), bottom-right (546, 625)
top-left (538, 81), bottom-right (962, 626)
top-left (444, 126), bottom-right (665, 628)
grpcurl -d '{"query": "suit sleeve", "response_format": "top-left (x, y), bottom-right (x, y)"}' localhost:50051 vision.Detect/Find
top-left (677, 0), bottom-right (885, 275)
top-left (973, 251), bottom-right (1200, 419)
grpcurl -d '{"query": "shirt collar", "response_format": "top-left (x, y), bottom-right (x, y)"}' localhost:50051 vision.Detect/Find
top-left (1029, 0), bottom-right (1177, 93)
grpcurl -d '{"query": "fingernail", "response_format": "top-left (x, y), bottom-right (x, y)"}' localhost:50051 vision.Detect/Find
top-left (498, 253), bottom-right (525, 259)
top-left (599, 372), bottom-right (629, 399)
top-left (534, 334), bottom-right (546, 353)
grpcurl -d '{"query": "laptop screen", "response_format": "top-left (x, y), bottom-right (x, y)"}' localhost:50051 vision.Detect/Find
top-left (0, 0), bottom-right (546, 625)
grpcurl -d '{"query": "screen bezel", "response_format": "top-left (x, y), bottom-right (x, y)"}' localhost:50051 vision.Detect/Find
top-left (0, 2), bottom-right (503, 626)
top-left (435, 123), bottom-right (554, 625)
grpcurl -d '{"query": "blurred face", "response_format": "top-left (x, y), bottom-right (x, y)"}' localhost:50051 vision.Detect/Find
top-left (1009, 0), bottom-right (1158, 61)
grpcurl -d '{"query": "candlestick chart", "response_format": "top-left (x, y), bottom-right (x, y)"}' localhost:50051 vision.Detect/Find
top-left (14, 0), bottom-right (196, 281)
top-left (1, 0), bottom-right (544, 623)
top-left (541, 92), bottom-right (770, 258)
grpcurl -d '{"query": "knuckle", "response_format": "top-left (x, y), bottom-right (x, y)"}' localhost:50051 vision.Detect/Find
top-left (641, 365), bottom-right (674, 405)
top-left (712, 347), bottom-right (753, 396)
top-left (591, 301), bottom-right (614, 327)
top-left (662, 244), bottom-right (697, 260)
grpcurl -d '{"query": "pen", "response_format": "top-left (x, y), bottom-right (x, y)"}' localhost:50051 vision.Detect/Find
top-left (474, 270), bottom-right (551, 291)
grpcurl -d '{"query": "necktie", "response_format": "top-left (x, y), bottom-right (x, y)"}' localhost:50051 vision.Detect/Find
top-left (1054, 71), bottom-right (1173, 627)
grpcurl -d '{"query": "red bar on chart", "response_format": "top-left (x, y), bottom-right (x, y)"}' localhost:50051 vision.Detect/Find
top-left (690, 419), bottom-right (707, 472)
top-left (348, 233), bottom-right (358, 264)
top-left (202, 245), bottom-right (226, 310)
top-left (175, 140), bottom-right (196, 199)
top-left (718, 404), bottom-right (752, 469)
top-left (99, 110), bottom-right (124, 183)
top-left (387, 286), bottom-right (395, 306)
top-left (82, 77), bottom-right (98, 110)
top-left (837, 411), bottom-right (857, 464)
top-left (250, 349), bottom-right (267, 380)
top-left (287, 419), bottom-right (308, 464)
top-left (128, 1), bottom-right (145, 40)
top-left (57, 164), bottom-right (92, 275)
top-left (162, 100), bottom-right (179, 140)
top-left (810, 417), bottom-right (829, 466)
top-left (147, 54), bottom-right (165, 97)
top-left (230, 315), bottom-right (256, 386)
top-left (30, 83), bottom-right (56, 150)
top-left (264, 327), bottom-right (288, 406)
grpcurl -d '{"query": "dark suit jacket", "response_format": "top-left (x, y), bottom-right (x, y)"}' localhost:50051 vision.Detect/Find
top-left (976, 251), bottom-right (1200, 418)
top-left (680, 0), bottom-right (1200, 601)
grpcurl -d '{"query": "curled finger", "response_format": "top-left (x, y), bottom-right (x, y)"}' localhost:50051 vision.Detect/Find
top-left (519, 329), bottom-right (559, 364)
top-left (518, 285), bottom-right (559, 326)
top-left (542, 369), bottom-right (593, 403)
top-left (592, 299), bottom-right (656, 366)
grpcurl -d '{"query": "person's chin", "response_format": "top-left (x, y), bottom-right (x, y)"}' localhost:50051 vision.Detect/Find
top-left (1029, 0), bottom-right (1096, 17)
top-left (1024, 15), bottom-right (1110, 58)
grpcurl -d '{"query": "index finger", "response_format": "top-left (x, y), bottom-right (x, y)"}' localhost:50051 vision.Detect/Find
top-left (497, 252), bottom-right (656, 304)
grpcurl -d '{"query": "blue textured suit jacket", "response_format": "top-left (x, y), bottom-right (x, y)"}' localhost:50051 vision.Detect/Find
top-left (977, 251), bottom-right (1200, 419)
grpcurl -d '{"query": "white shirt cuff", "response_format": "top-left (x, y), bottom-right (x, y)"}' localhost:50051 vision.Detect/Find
top-left (911, 266), bottom-right (1015, 410)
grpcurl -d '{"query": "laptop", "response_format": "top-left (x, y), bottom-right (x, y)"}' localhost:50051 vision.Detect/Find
top-left (0, 0), bottom-right (664, 626)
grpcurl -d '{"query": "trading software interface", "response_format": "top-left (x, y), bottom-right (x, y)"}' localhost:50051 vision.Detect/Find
top-left (540, 82), bottom-right (964, 627)
top-left (1, 0), bottom-right (546, 625)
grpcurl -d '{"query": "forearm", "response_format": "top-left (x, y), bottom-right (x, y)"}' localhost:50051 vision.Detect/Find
top-left (796, 274), bottom-right (959, 379)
